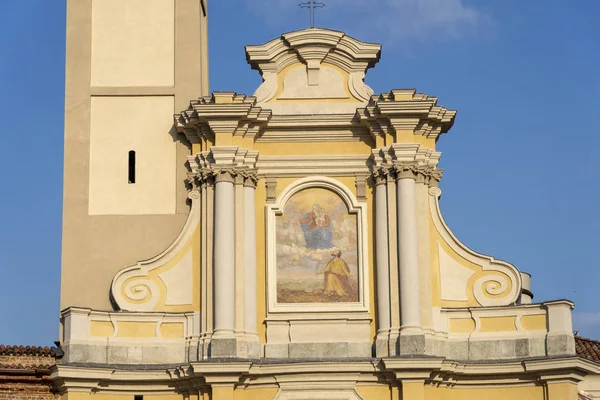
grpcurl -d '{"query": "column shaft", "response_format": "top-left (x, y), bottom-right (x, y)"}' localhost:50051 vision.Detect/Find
top-left (375, 181), bottom-right (391, 332)
top-left (396, 177), bottom-right (421, 330)
top-left (243, 184), bottom-right (257, 334)
top-left (213, 175), bottom-right (235, 335)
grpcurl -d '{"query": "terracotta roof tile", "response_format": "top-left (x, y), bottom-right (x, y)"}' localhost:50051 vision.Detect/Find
top-left (576, 335), bottom-right (600, 363)
top-left (0, 345), bottom-right (53, 356)
top-left (0, 363), bottom-right (53, 370)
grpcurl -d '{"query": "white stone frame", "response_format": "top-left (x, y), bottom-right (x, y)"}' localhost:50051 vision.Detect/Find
top-left (266, 176), bottom-right (370, 314)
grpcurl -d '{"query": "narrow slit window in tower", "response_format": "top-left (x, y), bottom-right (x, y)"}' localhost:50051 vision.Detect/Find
top-left (128, 150), bottom-right (136, 184)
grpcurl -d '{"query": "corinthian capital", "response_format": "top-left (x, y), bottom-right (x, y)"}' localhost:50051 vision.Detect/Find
top-left (428, 168), bottom-right (443, 187)
top-left (212, 168), bottom-right (238, 184)
top-left (241, 169), bottom-right (259, 188)
top-left (393, 163), bottom-right (419, 181)
top-left (372, 167), bottom-right (390, 186)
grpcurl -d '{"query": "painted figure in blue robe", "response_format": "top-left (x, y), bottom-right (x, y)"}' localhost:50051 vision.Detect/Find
top-left (299, 204), bottom-right (333, 249)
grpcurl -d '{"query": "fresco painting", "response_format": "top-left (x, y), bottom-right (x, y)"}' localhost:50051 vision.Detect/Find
top-left (276, 187), bottom-right (359, 303)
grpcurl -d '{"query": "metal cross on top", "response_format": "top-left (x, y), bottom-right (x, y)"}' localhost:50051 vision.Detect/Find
top-left (299, 0), bottom-right (325, 28)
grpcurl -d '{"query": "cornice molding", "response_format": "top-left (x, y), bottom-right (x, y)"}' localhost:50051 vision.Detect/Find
top-left (246, 28), bottom-right (381, 76)
top-left (175, 92), bottom-right (272, 144)
top-left (357, 89), bottom-right (456, 140)
top-left (50, 356), bottom-right (598, 394)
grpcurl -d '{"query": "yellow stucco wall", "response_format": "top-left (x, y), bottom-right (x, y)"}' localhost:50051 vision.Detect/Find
top-left (357, 385), bottom-right (394, 400)
top-left (256, 141), bottom-right (372, 156)
top-left (424, 385), bottom-right (544, 400)
top-left (57, 383), bottom-right (563, 400)
top-left (61, 394), bottom-right (185, 400)
top-left (234, 387), bottom-right (279, 400)
top-left (430, 217), bottom-right (515, 308)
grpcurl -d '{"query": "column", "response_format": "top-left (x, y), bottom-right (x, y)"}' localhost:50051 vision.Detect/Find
top-left (243, 176), bottom-right (258, 335)
top-left (396, 165), bottom-right (421, 332)
top-left (374, 171), bottom-right (391, 356)
top-left (213, 170), bottom-right (236, 337)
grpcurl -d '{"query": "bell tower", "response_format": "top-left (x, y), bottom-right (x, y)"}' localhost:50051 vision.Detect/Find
top-left (61, 0), bottom-right (209, 311)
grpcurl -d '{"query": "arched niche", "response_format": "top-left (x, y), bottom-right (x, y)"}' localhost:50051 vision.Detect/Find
top-left (266, 176), bottom-right (370, 314)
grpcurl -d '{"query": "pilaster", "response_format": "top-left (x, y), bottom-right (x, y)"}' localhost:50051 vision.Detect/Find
top-left (373, 166), bottom-right (391, 357)
top-left (371, 145), bottom-right (443, 356)
top-left (187, 147), bottom-right (261, 359)
top-left (546, 300), bottom-right (576, 357)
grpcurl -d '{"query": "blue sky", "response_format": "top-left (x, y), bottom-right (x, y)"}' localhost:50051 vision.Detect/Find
top-left (1, 0), bottom-right (599, 346)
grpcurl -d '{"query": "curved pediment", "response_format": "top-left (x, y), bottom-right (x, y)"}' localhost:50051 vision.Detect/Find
top-left (246, 28), bottom-right (381, 115)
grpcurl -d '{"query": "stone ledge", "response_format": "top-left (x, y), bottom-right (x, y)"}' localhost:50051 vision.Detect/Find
top-left (265, 342), bottom-right (372, 359)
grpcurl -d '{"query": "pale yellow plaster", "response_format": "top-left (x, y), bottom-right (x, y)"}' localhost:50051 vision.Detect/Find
top-left (256, 141), bottom-right (372, 156)
top-left (449, 318), bottom-right (476, 334)
top-left (365, 180), bottom-right (376, 340)
top-left (232, 136), bottom-right (255, 149)
top-left (119, 225), bottom-right (201, 312)
top-left (521, 314), bottom-right (547, 331)
top-left (116, 321), bottom-right (157, 338)
top-left (402, 381), bottom-right (425, 400)
top-left (547, 382), bottom-right (578, 399)
top-left (91, 0), bottom-right (175, 87)
top-left (91, 395), bottom-right (183, 400)
top-left (235, 387), bottom-right (278, 400)
top-left (213, 385), bottom-right (234, 400)
top-left (395, 130), bottom-right (436, 149)
top-left (255, 180), bottom-right (268, 344)
top-left (62, 395), bottom-right (184, 400)
top-left (430, 217), bottom-right (513, 308)
top-left (429, 218), bottom-right (444, 307)
top-left (89, 96), bottom-right (177, 215)
top-left (214, 133), bottom-right (234, 147)
top-left (89, 321), bottom-right (115, 337)
top-left (268, 62), bottom-right (360, 103)
top-left (357, 385), bottom-right (392, 400)
top-left (424, 385), bottom-right (543, 400)
top-left (159, 322), bottom-right (184, 338)
top-left (275, 176), bottom-right (357, 197)
top-left (479, 316), bottom-right (517, 333)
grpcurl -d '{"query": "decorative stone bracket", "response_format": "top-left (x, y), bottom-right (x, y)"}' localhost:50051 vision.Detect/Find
top-left (357, 89), bottom-right (456, 142)
top-left (429, 186), bottom-right (522, 307)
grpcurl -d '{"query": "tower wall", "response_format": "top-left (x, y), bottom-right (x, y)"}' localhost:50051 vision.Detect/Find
top-left (61, 0), bottom-right (209, 311)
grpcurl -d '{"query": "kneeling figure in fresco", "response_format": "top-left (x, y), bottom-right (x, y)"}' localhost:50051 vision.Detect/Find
top-left (319, 248), bottom-right (353, 297)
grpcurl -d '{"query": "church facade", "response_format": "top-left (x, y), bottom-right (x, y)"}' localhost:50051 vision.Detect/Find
top-left (53, 1), bottom-right (600, 399)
